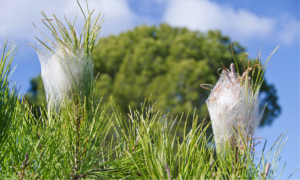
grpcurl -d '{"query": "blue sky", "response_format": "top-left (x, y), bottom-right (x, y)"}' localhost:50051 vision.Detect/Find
top-left (0, 0), bottom-right (299, 178)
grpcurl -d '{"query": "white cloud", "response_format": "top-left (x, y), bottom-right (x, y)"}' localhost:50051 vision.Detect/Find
top-left (276, 15), bottom-right (299, 44)
top-left (163, 0), bottom-right (299, 45)
top-left (163, 0), bottom-right (275, 38)
top-left (0, 0), bottom-right (137, 43)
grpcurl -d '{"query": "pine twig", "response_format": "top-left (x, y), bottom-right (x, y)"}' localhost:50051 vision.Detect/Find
top-left (73, 168), bottom-right (142, 179)
top-left (19, 153), bottom-right (29, 180)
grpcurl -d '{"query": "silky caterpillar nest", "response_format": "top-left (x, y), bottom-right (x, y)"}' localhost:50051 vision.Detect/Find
top-left (37, 45), bottom-right (92, 111)
top-left (206, 63), bottom-right (264, 150)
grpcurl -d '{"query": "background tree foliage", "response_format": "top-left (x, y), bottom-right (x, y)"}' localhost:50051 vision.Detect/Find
top-left (26, 24), bottom-right (280, 128)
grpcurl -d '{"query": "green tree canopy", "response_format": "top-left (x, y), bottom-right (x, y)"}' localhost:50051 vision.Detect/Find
top-left (26, 24), bottom-right (280, 127)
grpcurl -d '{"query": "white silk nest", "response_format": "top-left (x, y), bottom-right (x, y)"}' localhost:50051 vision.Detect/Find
top-left (37, 46), bottom-right (92, 111)
top-left (206, 68), bottom-right (264, 150)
